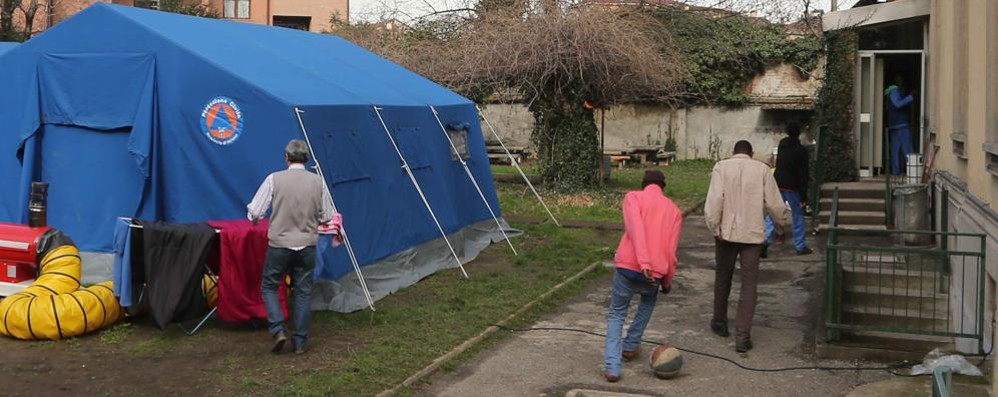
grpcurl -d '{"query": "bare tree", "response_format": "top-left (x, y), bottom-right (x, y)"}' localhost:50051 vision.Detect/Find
top-left (400, 6), bottom-right (685, 189)
top-left (334, 0), bottom-right (825, 190)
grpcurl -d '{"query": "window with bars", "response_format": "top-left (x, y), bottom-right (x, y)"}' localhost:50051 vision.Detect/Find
top-left (223, 0), bottom-right (250, 19)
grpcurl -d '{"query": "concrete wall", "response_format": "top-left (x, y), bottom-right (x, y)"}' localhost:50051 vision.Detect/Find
top-left (923, 0), bottom-right (998, 362)
top-left (480, 103), bottom-right (811, 162)
top-left (934, 172), bottom-right (996, 355)
top-left (929, 0), bottom-right (998, 212)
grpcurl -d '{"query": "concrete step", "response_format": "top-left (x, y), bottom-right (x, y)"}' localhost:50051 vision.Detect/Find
top-left (842, 266), bottom-right (947, 290)
top-left (844, 285), bottom-right (947, 299)
top-left (843, 291), bottom-right (948, 312)
top-left (819, 198), bottom-right (884, 212)
top-left (821, 182), bottom-right (887, 200)
top-left (818, 224), bottom-right (889, 235)
top-left (820, 210), bottom-right (885, 225)
top-left (846, 330), bottom-right (954, 345)
top-left (842, 303), bottom-right (949, 321)
top-left (819, 332), bottom-right (955, 361)
top-left (837, 312), bottom-right (949, 334)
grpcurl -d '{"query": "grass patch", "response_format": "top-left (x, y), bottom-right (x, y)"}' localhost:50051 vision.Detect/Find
top-left (126, 334), bottom-right (174, 355)
top-left (274, 224), bottom-right (617, 396)
top-left (495, 159), bottom-right (714, 223)
top-left (99, 322), bottom-right (133, 345)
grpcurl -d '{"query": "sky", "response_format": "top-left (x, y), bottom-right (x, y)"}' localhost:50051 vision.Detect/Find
top-left (349, 0), bottom-right (866, 23)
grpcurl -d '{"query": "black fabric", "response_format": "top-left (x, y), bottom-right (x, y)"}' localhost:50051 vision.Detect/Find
top-left (141, 221), bottom-right (216, 329)
top-left (36, 229), bottom-right (75, 260)
top-left (773, 136), bottom-right (809, 203)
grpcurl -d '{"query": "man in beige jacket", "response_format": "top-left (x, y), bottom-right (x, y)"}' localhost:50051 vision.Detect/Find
top-left (704, 140), bottom-right (791, 353)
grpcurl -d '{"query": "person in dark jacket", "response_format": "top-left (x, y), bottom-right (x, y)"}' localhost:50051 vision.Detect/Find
top-left (764, 124), bottom-right (812, 256)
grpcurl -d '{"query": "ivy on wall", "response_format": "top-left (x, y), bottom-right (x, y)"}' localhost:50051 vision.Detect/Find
top-left (815, 29), bottom-right (859, 182)
top-left (655, 8), bottom-right (823, 106)
top-left (528, 82), bottom-right (601, 191)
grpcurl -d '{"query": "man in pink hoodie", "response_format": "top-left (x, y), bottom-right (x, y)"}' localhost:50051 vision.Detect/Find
top-left (604, 170), bottom-right (683, 382)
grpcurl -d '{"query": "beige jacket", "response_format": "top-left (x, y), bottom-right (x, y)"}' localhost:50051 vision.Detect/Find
top-left (704, 154), bottom-right (791, 244)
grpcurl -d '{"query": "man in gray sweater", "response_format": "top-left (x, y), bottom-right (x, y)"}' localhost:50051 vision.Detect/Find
top-left (247, 139), bottom-right (335, 354)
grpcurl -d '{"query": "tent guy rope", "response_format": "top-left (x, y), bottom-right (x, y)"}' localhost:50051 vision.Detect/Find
top-left (429, 105), bottom-right (517, 256)
top-left (476, 106), bottom-right (561, 227)
top-left (373, 106), bottom-right (469, 279)
top-left (294, 107), bottom-right (376, 311)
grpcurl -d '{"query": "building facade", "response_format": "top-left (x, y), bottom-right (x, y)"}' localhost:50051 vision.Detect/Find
top-left (10, 0), bottom-right (347, 38)
top-left (825, 0), bottom-right (997, 390)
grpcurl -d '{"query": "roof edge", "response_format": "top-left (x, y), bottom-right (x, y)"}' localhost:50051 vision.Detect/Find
top-left (822, 0), bottom-right (930, 32)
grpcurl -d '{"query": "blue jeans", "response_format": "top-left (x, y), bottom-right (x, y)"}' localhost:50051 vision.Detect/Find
top-left (261, 246), bottom-right (316, 349)
top-left (889, 125), bottom-right (914, 175)
top-left (765, 191), bottom-right (808, 252)
top-left (604, 270), bottom-right (659, 376)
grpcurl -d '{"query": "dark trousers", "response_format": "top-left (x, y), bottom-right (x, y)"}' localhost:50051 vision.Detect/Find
top-left (712, 239), bottom-right (763, 342)
top-left (261, 246), bottom-right (316, 349)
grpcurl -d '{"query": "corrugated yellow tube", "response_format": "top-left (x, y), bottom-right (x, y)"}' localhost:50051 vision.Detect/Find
top-left (0, 241), bottom-right (122, 340)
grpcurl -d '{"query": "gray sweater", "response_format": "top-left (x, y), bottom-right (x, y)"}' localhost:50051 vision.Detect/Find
top-left (270, 168), bottom-right (326, 248)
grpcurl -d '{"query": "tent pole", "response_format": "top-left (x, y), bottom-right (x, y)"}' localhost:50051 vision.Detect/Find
top-left (476, 106), bottom-right (561, 227)
top-left (429, 106), bottom-right (517, 256)
top-left (373, 106), bottom-right (469, 279)
top-left (293, 107), bottom-right (376, 311)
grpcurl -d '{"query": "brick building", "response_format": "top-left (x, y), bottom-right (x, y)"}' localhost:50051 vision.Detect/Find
top-left (10, 0), bottom-right (347, 38)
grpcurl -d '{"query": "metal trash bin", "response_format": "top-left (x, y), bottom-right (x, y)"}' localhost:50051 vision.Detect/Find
top-left (893, 184), bottom-right (931, 246)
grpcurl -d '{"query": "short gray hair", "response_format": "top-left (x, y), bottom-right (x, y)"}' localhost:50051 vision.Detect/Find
top-left (285, 139), bottom-right (310, 164)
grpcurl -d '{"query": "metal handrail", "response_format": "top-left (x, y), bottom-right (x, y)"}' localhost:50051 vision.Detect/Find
top-left (823, 227), bottom-right (986, 238)
top-left (823, 186), bottom-right (987, 351)
top-left (932, 367), bottom-right (952, 397)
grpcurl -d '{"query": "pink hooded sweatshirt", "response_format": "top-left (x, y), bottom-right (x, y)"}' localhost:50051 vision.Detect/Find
top-left (614, 185), bottom-right (683, 286)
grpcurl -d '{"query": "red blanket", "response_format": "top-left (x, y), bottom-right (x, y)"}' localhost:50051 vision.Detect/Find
top-left (207, 220), bottom-right (288, 323)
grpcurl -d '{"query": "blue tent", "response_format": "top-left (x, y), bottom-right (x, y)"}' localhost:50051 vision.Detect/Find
top-left (0, 4), bottom-right (507, 312)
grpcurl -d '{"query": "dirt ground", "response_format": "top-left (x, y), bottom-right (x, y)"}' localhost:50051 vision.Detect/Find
top-left (0, 292), bottom-right (356, 396)
top-left (0, 241), bottom-right (542, 397)
top-left (416, 215), bottom-right (898, 397)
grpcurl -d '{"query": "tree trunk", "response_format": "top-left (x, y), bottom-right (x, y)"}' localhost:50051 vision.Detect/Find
top-left (0, 0), bottom-right (19, 42)
top-left (20, 0), bottom-right (38, 39)
top-left (529, 83), bottom-right (600, 191)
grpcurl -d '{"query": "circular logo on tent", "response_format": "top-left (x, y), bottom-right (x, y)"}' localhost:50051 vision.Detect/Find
top-left (200, 96), bottom-right (243, 145)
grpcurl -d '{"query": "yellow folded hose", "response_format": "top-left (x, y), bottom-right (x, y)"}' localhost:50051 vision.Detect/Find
top-left (0, 241), bottom-right (122, 340)
top-left (203, 275), bottom-right (218, 308)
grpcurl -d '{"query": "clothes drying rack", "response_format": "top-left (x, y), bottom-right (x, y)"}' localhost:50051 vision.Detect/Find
top-left (123, 218), bottom-right (221, 336)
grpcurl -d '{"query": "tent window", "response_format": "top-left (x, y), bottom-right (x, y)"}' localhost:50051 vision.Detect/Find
top-left (224, 0), bottom-right (250, 18)
top-left (446, 126), bottom-right (470, 161)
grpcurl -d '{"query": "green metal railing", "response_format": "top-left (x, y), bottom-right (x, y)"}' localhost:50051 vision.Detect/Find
top-left (810, 126), bottom-right (829, 233)
top-left (932, 367), bottom-right (953, 397)
top-left (825, 188), bottom-right (988, 351)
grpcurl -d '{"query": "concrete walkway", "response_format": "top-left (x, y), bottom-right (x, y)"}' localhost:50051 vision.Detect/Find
top-left (419, 215), bottom-right (897, 396)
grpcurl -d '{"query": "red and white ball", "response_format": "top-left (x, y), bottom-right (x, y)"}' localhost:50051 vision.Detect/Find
top-left (648, 344), bottom-right (683, 379)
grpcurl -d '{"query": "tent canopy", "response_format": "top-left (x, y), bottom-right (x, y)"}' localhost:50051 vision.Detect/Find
top-left (0, 42), bottom-right (15, 56)
top-left (0, 4), bottom-right (503, 311)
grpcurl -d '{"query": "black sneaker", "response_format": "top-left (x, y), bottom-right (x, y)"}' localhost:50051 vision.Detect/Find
top-left (271, 331), bottom-right (288, 353)
top-left (710, 322), bottom-right (729, 337)
top-left (735, 339), bottom-right (753, 353)
top-left (797, 247), bottom-right (814, 256)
